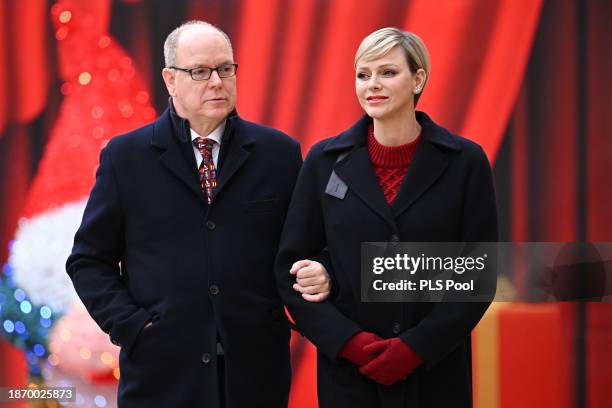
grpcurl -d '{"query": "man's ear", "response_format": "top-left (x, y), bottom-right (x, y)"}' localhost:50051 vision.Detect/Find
top-left (162, 68), bottom-right (177, 96)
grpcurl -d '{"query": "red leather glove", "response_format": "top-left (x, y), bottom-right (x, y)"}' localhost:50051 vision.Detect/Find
top-left (339, 331), bottom-right (383, 366)
top-left (359, 338), bottom-right (423, 385)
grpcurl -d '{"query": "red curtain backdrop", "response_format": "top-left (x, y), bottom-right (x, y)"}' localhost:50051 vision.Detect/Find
top-left (1, 1), bottom-right (611, 407)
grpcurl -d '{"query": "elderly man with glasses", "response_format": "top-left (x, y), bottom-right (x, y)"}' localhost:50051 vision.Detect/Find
top-left (67, 20), bottom-right (331, 408)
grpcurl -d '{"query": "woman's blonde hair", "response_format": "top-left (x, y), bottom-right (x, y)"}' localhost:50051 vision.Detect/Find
top-left (355, 27), bottom-right (430, 105)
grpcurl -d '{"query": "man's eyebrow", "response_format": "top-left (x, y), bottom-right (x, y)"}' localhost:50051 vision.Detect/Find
top-left (189, 60), bottom-right (234, 68)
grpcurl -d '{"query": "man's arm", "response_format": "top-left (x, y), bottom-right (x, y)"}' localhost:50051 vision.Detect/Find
top-left (66, 145), bottom-right (151, 354)
top-left (290, 258), bottom-right (332, 302)
top-left (275, 143), bottom-right (362, 360)
top-left (286, 142), bottom-right (333, 303)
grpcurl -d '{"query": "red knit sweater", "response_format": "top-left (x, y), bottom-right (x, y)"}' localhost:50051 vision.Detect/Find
top-left (367, 124), bottom-right (420, 204)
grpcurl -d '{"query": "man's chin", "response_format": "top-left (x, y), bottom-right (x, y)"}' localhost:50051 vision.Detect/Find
top-left (201, 107), bottom-right (232, 120)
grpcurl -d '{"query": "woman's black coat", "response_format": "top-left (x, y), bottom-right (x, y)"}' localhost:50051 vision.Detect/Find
top-left (275, 112), bottom-right (498, 408)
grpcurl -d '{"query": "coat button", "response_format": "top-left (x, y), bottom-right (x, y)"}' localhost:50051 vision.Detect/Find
top-left (202, 353), bottom-right (212, 364)
top-left (206, 220), bottom-right (216, 230)
top-left (392, 322), bottom-right (401, 335)
top-left (209, 285), bottom-right (220, 296)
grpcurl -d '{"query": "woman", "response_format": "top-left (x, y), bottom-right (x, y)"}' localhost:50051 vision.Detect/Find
top-left (275, 28), bottom-right (498, 407)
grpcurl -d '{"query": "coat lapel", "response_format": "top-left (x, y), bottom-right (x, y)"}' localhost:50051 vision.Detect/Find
top-left (214, 116), bottom-right (254, 198)
top-left (152, 109), bottom-right (206, 203)
top-left (325, 112), bottom-right (462, 226)
top-left (391, 112), bottom-right (461, 217)
top-left (390, 138), bottom-right (450, 217)
top-left (334, 147), bottom-right (397, 231)
top-left (325, 116), bottom-right (397, 231)
top-left (151, 107), bottom-right (255, 204)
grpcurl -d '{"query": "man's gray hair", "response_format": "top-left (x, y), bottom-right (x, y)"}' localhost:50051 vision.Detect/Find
top-left (163, 20), bottom-right (233, 67)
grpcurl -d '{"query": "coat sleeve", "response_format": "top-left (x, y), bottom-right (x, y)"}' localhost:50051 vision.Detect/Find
top-left (286, 143), bottom-right (337, 297)
top-left (275, 144), bottom-right (361, 360)
top-left (399, 144), bottom-right (498, 367)
top-left (308, 246), bottom-right (339, 299)
top-left (66, 144), bottom-right (151, 354)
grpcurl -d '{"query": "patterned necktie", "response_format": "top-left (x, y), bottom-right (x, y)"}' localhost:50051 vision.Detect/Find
top-left (193, 137), bottom-right (217, 204)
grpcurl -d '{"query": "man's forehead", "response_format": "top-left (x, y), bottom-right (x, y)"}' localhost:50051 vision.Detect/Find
top-left (176, 27), bottom-right (233, 64)
top-left (178, 26), bottom-right (230, 50)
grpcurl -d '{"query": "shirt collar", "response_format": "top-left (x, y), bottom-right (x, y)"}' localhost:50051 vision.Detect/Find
top-left (190, 120), bottom-right (226, 146)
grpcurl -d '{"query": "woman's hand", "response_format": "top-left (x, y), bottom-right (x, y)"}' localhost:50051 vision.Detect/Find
top-left (290, 259), bottom-right (332, 302)
top-left (339, 331), bottom-right (383, 366)
top-left (359, 338), bottom-right (423, 385)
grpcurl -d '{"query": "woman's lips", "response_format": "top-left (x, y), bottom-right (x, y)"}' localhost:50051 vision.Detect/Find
top-left (367, 96), bottom-right (388, 103)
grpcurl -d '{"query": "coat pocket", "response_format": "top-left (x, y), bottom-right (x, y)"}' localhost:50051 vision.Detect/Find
top-left (128, 311), bottom-right (163, 358)
top-left (244, 197), bottom-right (277, 213)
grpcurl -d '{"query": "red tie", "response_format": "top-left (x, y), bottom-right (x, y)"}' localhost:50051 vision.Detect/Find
top-left (193, 137), bottom-right (217, 204)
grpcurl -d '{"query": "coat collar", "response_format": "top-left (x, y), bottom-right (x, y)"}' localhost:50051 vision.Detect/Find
top-left (326, 112), bottom-right (461, 229)
top-left (151, 99), bottom-right (254, 204)
top-left (323, 111), bottom-right (462, 154)
top-left (151, 98), bottom-right (243, 147)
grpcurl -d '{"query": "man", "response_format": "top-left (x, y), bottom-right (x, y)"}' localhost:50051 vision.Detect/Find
top-left (66, 21), bottom-right (330, 408)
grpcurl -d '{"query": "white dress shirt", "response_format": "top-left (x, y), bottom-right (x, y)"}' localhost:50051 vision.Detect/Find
top-left (190, 120), bottom-right (226, 168)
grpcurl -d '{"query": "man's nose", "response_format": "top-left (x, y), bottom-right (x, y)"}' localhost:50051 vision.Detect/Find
top-left (207, 70), bottom-right (223, 87)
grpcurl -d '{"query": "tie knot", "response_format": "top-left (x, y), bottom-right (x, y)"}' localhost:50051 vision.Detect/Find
top-left (193, 137), bottom-right (215, 156)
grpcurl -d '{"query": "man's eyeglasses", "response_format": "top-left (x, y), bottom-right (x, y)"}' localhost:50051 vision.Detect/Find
top-left (168, 63), bottom-right (238, 81)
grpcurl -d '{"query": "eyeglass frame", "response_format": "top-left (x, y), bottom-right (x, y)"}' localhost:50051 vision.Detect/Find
top-left (168, 63), bottom-right (238, 81)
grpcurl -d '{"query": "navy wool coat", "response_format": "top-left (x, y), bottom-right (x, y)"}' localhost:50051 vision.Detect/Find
top-left (67, 105), bottom-right (302, 408)
top-left (275, 112), bottom-right (498, 408)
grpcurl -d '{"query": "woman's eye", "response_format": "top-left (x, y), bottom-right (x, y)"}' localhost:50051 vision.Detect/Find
top-left (381, 70), bottom-right (396, 77)
top-left (357, 72), bottom-right (370, 80)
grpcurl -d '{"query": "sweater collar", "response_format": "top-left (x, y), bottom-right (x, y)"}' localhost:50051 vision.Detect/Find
top-left (367, 123), bottom-right (420, 168)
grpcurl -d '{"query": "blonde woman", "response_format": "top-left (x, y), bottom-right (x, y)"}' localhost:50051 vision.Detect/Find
top-left (276, 28), bottom-right (497, 407)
